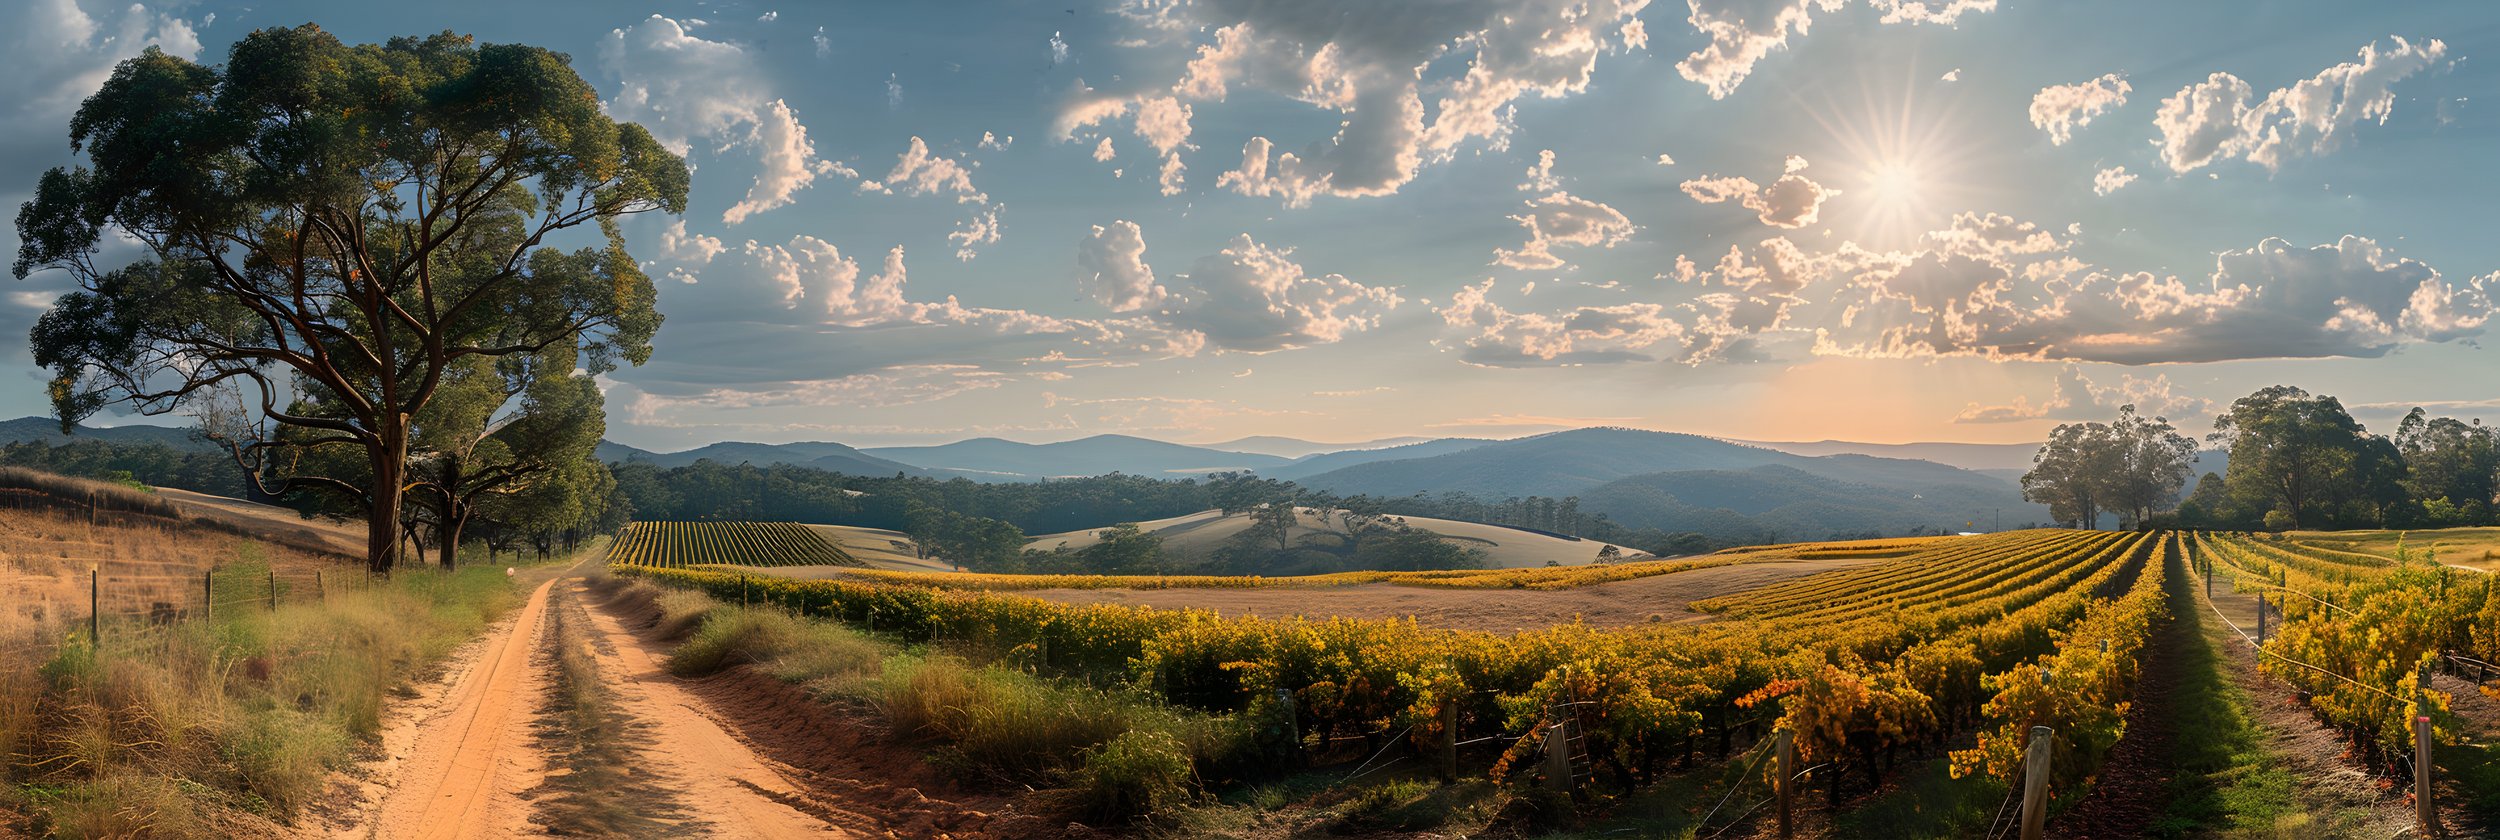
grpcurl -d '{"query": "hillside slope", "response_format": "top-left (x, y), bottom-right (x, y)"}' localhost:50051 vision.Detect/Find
top-left (1579, 465), bottom-right (2041, 542)
top-left (1026, 508), bottom-right (1641, 570)
top-left (596, 440), bottom-right (926, 477)
top-left (1295, 427), bottom-right (2010, 498)
top-left (865, 434), bottom-right (1288, 481)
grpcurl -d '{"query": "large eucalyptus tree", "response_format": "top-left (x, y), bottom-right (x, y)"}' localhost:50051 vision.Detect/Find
top-left (15, 26), bottom-right (686, 572)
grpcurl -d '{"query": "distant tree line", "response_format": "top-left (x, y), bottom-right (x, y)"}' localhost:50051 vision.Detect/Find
top-left (2026, 386), bottom-right (2497, 531)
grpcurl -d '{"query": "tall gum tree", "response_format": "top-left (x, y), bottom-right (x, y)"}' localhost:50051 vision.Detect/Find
top-left (14, 26), bottom-right (686, 573)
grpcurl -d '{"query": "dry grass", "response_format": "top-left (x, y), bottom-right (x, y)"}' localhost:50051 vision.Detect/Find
top-left (0, 500), bottom-right (522, 837)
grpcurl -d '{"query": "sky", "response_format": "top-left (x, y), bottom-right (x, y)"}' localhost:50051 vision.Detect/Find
top-left (1, 0), bottom-right (2495, 452)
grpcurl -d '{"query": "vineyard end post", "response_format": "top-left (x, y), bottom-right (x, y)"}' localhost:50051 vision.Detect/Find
top-left (1438, 700), bottom-right (1458, 783)
top-left (2020, 725), bottom-right (2053, 840)
top-left (2256, 595), bottom-right (2266, 645)
top-left (1775, 728), bottom-right (1795, 840)
top-left (1543, 722), bottom-right (1572, 798)
top-left (2418, 667), bottom-right (2438, 836)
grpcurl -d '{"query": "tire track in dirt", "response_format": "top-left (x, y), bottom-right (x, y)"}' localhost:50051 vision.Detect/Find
top-left (567, 579), bottom-right (863, 838)
top-left (361, 578), bottom-right (558, 840)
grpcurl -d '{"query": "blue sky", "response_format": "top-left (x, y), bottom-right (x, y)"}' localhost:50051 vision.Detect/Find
top-left (2, 0), bottom-right (2495, 451)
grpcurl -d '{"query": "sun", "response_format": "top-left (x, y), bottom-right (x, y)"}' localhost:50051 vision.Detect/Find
top-left (1863, 161), bottom-right (1926, 210)
top-left (1792, 63), bottom-right (1998, 247)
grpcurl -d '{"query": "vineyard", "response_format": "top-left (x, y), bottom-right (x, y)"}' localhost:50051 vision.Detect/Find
top-left (605, 520), bottom-right (865, 569)
top-left (610, 527), bottom-right (2500, 835)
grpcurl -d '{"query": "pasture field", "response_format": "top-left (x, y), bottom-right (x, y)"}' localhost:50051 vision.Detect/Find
top-left (1024, 507), bottom-right (1651, 569)
top-left (605, 520), bottom-right (863, 569)
top-left (804, 523), bottom-right (959, 572)
top-left (2287, 526), bottom-right (2500, 571)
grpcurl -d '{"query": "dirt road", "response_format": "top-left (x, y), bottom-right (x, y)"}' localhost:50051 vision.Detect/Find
top-left (325, 570), bottom-right (884, 839)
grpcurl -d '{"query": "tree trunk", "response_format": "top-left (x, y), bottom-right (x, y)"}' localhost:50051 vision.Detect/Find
top-left (367, 429), bottom-right (409, 575)
top-left (438, 508), bottom-right (468, 570)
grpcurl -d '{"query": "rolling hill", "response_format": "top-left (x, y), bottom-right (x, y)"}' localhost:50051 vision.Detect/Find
top-left (1293, 427), bottom-right (2012, 499)
top-left (595, 439), bottom-right (926, 477)
top-left (1025, 508), bottom-right (1643, 569)
top-left (862, 434), bottom-right (1290, 481)
top-left (1578, 465), bottom-right (2042, 542)
top-left (0, 416), bottom-right (215, 451)
top-left (1262, 437), bottom-right (1496, 481)
top-left (1200, 435), bottom-right (1438, 459)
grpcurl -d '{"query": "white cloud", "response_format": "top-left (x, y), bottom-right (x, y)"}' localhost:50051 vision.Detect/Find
top-left (1676, 0), bottom-right (1999, 100)
top-left (0, 0), bottom-right (199, 153)
top-left (859, 136), bottom-right (986, 203)
top-left (949, 206), bottom-right (1003, 261)
top-left (2029, 73), bottom-right (2129, 145)
top-left (1437, 280), bottom-right (1686, 365)
top-left (980, 131), bottom-right (1014, 151)
top-left (813, 26), bottom-right (831, 58)
top-left (1680, 155), bottom-right (1838, 228)
top-left (722, 99), bottom-right (852, 225)
top-left (1521, 150), bottom-right (1563, 192)
top-left (1954, 365), bottom-right (2211, 424)
top-left (1087, 0), bottom-right (1647, 206)
top-left (1494, 194), bottom-right (1637, 271)
top-left (2092, 166), bottom-right (2136, 196)
top-left (1093, 137), bottom-right (1117, 162)
top-left (602, 16), bottom-right (842, 225)
top-left (1076, 220), bottom-right (1168, 312)
top-left (1158, 152), bottom-right (1188, 196)
top-left (1940, 68), bottom-right (1959, 82)
top-left (2154, 37), bottom-right (2447, 173)
top-left (1162, 235), bottom-right (1405, 352)
top-left (1133, 96), bottom-right (1195, 154)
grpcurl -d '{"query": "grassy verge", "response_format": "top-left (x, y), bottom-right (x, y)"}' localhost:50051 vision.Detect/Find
top-left (0, 550), bottom-right (535, 838)
top-left (602, 576), bottom-right (1254, 823)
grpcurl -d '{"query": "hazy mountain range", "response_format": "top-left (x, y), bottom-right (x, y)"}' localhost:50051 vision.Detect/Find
top-left (0, 417), bottom-right (2080, 540)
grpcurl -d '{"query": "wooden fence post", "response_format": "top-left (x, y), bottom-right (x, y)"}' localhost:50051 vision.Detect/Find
top-left (316, 570), bottom-right (325, 604)
top-left (2255, 595), bottom-right (2266, 644)
top-left (1543, 721), bottom-right (1572, 797)
top-left (1438, 700), bottom-right (1458, 783)
top-left (2418, 667), bottom-right (2439, 836)
top-left (88, 568), bottom-right (99, 646)
top-left (1775, 728), bottom-right (1795, 840)
top-left (267, 568), bottom-right (277, 612)
top-left (2020, 725), bottom-right (2053, 840)
top-left (203, 569), bottom-right (213, 621)
top-left (1276, 688), bottom-right (1302, 767)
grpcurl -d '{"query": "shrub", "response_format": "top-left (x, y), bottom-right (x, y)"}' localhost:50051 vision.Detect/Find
top-left (1077, 729), bottom-right (1192, 822)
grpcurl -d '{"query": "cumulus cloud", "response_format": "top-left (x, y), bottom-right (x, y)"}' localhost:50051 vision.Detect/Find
top-left (2029, 73), bottom-right (2129, 145)
top-left (1093, 137), bottom-right (1117, 161)
top-left (1438, 280), bottom-right (1685, 366)
top-left (949, 206), bottom-right (1003, 262)
top-left (1078, 0), bottom-right (1648, 206)
top-left (980, 131), bottom-right (1014, 151)
top-left (602, 16), bottom-right (844, 225)
top-left (1489, 151), bottom-right (1636, 270)
top-left (722, 100), bottom-right (852, 225)
top-left (1076, 221), bottom-right (1168, 312)
top-left (1494, 193), bottom-right (1638, 271)
top-left (1954, 366), bottom-right (2212, 424)
top-left (1677, 0), bottom-right (2000, 100)
top-left (1162, 235), bottom-right (1406, 352)
top-left (859, 136), bottom-right (987, 203)
top-left (1158, 152), bottom-right (1188, 195)
top-left (2093, 166), bottom-right (2136, 196)
top-left (1680, 155), bottom-right (1838, 228)
top-left (2154, 36), bottom-right (2448, 173)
